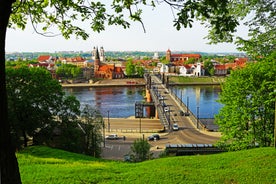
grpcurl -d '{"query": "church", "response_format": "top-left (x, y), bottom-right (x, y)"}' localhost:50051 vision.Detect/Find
top-left (166, 49), bottom-right (201, 62)
top-left (92, 47), bottom-right (125, 79)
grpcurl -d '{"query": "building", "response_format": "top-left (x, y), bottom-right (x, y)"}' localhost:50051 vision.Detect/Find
top-left (166, 49), bottom-right (201, 62)
top-left (93, 47), bottom-right (124, 79)
top-left (37, 55), bottom-right (54, 63)
top-left (92, 46), bottom-right (105, 62)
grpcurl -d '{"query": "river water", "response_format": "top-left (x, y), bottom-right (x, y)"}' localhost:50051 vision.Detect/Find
top-left (64, 85), bottom-right (222, 118)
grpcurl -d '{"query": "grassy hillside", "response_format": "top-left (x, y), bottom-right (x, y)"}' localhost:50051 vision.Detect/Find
top-left (17, 146), bottom-right (275, 184)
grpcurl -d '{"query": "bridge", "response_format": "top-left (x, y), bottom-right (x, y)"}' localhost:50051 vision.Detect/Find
top-left (142, 74), bottom-right (217, 131)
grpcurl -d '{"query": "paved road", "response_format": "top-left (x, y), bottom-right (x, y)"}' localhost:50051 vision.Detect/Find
top-left (101, 76), bottom-right (221, 160)
top-left (101, 117), bottom-right (220, 160)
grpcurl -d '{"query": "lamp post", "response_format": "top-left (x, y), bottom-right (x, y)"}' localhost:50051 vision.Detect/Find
top-left (187, 96), bottom-right (189, 114)
top-left (139, 117), bottom-right (142, 133)
top-left (196, 106), bottom-right (199, 129)
top-left (102, 118), bottom-right (105, 148)
top-left (168, 106), bottom-right (171, 128)
top-left (107, 110), bottom-right (110, 132)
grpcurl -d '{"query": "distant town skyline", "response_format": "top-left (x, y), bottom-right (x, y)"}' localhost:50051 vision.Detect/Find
top-left (6, 3), bottom-right (248, 53)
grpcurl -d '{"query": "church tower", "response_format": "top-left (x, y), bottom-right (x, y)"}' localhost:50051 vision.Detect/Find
top-left (166, 49), bottom-right (171, 62)
top-left (93, 47), bottom-right (100, 73)
top-left (92, 46), bottom-right (97, 60)
top-left (100, 46), bottom-right (105, 62)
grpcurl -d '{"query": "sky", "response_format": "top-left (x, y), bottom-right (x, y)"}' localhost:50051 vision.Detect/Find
top-left (6, 3), bottom-right (248, 53)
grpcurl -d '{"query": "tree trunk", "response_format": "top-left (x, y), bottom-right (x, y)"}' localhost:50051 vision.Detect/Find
top-left (0, 0), bottom-right (22, 183)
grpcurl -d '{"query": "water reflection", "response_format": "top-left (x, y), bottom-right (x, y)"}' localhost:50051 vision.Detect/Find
top-left (64, 87), bottom-right (145, 118)
top-left (64, 85), bottom-right (222, 118)
top-left (172, 85), bottom-right (223, 118)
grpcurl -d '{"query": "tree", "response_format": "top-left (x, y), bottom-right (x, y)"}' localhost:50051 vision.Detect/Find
top-left (203, 60), bottom-right (214, 76)
top-left (215, 53), bottom-right (276, 150)
top-left (6, 67), bottom-right (64, 148)
top-left (53, 95), bottom-right (82, 153)
top-left (129, 138), bottom-right (152, 162)
top-left (1, 0), bottom-right (275, 182)
top-left (56, 64), bottom-right (82, 79)
top-left (80, 105), bottom-right (103, 157)
top-left (125, 60), bottom-right (136, 77)
top-left (136, 65), bottom-right (145, 77)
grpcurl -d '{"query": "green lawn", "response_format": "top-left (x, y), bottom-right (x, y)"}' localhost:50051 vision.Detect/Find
top-left (17, 146), bottom-right (275, 184)
top-left (169, 76), bottom-right (226, 84)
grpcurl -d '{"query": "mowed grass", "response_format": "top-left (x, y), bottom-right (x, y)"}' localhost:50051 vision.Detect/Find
top-left (17, 146), bottom-right (276, 184)
top-left (170, 76), bottom-right (226, 84)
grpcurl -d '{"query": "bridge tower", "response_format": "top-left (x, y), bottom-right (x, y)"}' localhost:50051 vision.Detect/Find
top-left (145, 75), bottom-right (156, 117)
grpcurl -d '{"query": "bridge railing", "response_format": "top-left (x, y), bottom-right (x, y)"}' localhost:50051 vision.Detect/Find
top-left (168, 87), bottom-right (206, 130)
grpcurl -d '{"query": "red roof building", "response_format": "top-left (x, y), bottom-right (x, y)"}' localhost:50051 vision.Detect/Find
top-left (166, 49), bottom-right (201, 63)
top-left (93, 47), bottom-right (124, 79)
top-left (37, 55), bottom-right (53, 63)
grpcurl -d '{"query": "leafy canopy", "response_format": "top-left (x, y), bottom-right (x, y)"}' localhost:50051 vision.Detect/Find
top-left (215, 52), bottom-right (276, 150)
top-left (9, 0), bottom-right (275, 57)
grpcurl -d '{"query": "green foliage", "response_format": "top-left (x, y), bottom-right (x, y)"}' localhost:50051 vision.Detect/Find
top-left (17, 146), bottom-right (276, 183)
top-left (203, 60), bottom-right (214, 76)
top-left (6, 67), bottom-right (64, 148)
top-left (53, 95), bottom-right (83, 153)
top-left (8, 1), bottom-right (274, 57)
top-left (215, 54), bottom-right (276, 150)
top-left (125, 60), bottom-right (136, 76)
top-left (79, 105), bottom-right (103, 157)
top-left (135, 65), bottom-right (144, 77)
top-left (129, 138), bottom-right (152, 162)
top-left (56, 64), bottom-right (82, 79)
top-left (9, 0), bottom-right (131, 39)
top-left (234, 0), bottom-right (275, 58)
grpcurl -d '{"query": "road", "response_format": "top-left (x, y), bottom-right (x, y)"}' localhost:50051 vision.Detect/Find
top-left (102, 116), bottom-right (220, 160)
top-left (101, 75), bottom-right (221, 160)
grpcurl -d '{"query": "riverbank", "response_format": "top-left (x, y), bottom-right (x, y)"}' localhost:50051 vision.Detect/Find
top-left (61, 78), bottom-right (146, 87)
top-left (61, 77), bottom-right (225, 87)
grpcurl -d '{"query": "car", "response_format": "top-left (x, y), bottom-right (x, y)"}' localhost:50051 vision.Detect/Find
top-left (105, 134), bottom-right (119, 140)
top-left (158, 96), bottom-right (164, 100)
top-left (179, 110), bottom-right (184, 116)
top-left (164, 107), bottom-right (169, 112)
top-left (172, 123), bottom-right (179, 131)
top-left (147, 134), bottom-right (160, 141)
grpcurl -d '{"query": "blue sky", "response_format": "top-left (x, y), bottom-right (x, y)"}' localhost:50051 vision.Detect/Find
top-left (6, 3), bottom-right (248, 53)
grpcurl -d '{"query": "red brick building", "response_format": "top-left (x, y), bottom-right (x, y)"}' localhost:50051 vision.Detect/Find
top-left (166, 49), bottom-right (201, 62)
top-left (93, 47), bottom-right (125, 79)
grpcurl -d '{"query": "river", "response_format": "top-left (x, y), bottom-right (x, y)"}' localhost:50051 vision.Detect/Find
top-left (64, 85), bottom-right (222, 118)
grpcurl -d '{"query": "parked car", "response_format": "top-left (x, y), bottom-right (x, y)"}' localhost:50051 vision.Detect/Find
top-left (164, 107), bottom-right (169, 112)
top-left (172, 123), bottom-right (179, 131)
top-left (105, 134), bottom-right (119, 140)
top-left (147, 134), bottom-right (160, 141)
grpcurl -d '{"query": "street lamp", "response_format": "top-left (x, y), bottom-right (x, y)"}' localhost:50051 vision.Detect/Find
top-left (107, 110), bottom-right (110, 132)
top-left (102, 118), bottom-right (105, 147)
top-left (196, 106), bottom-right (199, 129)
top-left (187, 96), bottom-right (189, 114)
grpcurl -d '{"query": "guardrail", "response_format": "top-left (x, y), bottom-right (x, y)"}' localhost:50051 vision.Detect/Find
top-left (166, 144), bottom-right (225, 156)
top-left (105, 128), bottom-right (163, 134)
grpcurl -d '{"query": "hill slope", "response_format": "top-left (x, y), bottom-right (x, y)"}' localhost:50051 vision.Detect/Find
top-left (17, 146), bottom-right (276, 184)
